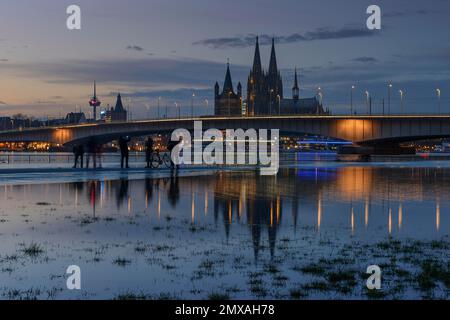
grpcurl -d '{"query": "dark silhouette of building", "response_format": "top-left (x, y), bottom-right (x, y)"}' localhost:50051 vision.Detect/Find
top-left (65, 112), bottom-right (87, 124)
top-left (104, 93), bottom-right (127, 122)
top-left (214, 62), bottom-right (242, 116)
top-left (0, 117), bottom-right (12, 131)
top-left (246, 37), bottom-right (326, 116)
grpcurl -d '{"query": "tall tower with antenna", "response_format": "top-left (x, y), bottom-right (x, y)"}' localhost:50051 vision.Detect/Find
top-left (89, 81), bottom-right (101, 121)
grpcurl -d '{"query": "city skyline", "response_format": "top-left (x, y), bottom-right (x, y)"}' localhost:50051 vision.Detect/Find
top-left (0, 0), bottom-right (449, 118)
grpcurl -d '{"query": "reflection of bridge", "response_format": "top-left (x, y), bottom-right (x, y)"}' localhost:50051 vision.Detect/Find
top-left (2, 115), bottom-right (450, 146)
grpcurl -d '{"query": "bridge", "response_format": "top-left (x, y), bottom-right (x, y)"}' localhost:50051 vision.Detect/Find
top-left (1, 115), bottom-right (450, 148)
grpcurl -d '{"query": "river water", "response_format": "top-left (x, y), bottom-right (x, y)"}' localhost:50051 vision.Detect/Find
top-left (0, 155), bottom-right (449, 300)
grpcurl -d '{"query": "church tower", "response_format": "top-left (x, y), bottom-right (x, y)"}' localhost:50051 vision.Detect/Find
top-left (214, 62), bottom-right (242, 116)
top-left (266, 38), bottom-right (283, 114)
top-left (247, 37), bottom-right (268, 115)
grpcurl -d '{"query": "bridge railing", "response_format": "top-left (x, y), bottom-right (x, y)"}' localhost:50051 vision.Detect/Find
top-left (0, 152), bottom-right (147, 165)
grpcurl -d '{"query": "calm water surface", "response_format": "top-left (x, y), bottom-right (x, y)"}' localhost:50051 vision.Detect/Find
top-left (0, 163), bottom-right (449, 299)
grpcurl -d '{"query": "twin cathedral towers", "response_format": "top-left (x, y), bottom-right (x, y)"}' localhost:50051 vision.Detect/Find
top-left (214, 37), bottom-right (324, 116)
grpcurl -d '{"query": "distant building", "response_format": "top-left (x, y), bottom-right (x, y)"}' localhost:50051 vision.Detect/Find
top-left (214, 63), bottom-right (242, 116)
top-left (65, 112), bottom-right (87, 125)
top-left (104, 93), bottom-right (127, 122)
top-left (0, 117), bottom-right (12, 131)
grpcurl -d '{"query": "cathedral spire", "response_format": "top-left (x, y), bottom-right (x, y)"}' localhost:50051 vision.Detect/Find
top-left (293, 67), bottom-right (300, 102)
top-left (268, 37), bottom-right (278, 75)
top-left (222, 61), bottom-right (234, 94)
top-left (252, 36), bottom-right (262, 75)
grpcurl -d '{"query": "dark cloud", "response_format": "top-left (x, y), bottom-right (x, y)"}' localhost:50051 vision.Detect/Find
top-left (193, 26), bottom-right (379, 49)
top-left (384, 9), bottom-right (439, 18)
top-left (0, 59), bottom-right (9, 62)
top-left (126, 45), bottom-right (144, 52)
top-left (351, 57), bottom-right (378, 63)
top-left (0, 101), bottom-right (7, 105)
top-left (4, 57), bottom-right (249, 90)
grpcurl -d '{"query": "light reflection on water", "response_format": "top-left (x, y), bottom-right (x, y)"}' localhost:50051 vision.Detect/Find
top-left (0, 165), bottom-right (449, 299)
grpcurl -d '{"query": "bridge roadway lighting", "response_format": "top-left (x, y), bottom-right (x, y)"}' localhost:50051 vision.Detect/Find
top-left (399, 90), bottom-right (404, 114)
top-left (351, 85), bottom-right (355, 115)
top-left (436, 89), bottom-right (441, 115)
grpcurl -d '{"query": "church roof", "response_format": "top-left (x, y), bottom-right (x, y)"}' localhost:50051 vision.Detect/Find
top-left (268, 38), bottom-right (278, 75)
top-left (252, 37), bottom-right (262, 75)
top-left (222, 63), bottom-right (234, 94)
top-left (115, 93), bottom-right (125, 112)
top-left (281, 97), bottom-right (319, 111)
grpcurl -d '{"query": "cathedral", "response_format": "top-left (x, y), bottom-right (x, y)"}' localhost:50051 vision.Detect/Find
top-left (214, 37), bottom-right (327, 116)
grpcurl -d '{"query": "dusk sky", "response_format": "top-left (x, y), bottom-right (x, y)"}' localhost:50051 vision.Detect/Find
top-left (0, 0), bottom-right (449, 118)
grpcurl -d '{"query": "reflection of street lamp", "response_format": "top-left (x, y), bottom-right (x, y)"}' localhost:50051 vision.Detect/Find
top-left (351, 85), bottom-right (355, 115)
top-left (437, 89), bottom-right (441, 114)
top-left (399, 90), bottom-right (404, 114)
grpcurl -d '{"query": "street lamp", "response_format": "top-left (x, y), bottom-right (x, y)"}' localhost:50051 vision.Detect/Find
top-left (191, 93), bottom-right (195, 118)
top-left (436, 89), bottom-right (441, 115)
top-left (351, 85), bottom-right (355, 115)
top-left (157, 97), bottom-right (161, 119)
top-left (388, 83), bottom-right (393, 115)
top-left (269, 89), bottom-right (274, 115)
top-left (227, 92), bottom-right (232, 116)
top-left (317, 87), bottom-right (323, 114)
top-left (145, 103), bottom-right (150, 119)
top-left (175, 102), bottom-right (180, 119)
top-left (277, 95), bottom-right (281, 115)
top-left (399, 90), bottom-right (404, 114)
top-left (365, 91), bottom-right (370, 115)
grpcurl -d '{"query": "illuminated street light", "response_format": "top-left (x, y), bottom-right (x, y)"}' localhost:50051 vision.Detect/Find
top-left (269, 89), bottom-right (274, 115)
top-left (351, 85), bottom-right (355, 115)
top-left (228, 91), bottom-right (232, 116)
top-left (317, 87), bottom-right (323, 114)
top-left (175, 102), bottom-right (180, 119)
top-left (388, 82), bottom-right (393, 115)
top-left (157, 97), bottom-right (161, 119)
top-left (436, 89), bottom-right (441, 114)
top-left (191, 93), bottom-right (195, 118)
top-left (277, 95), bottom-right (281, 115)
top-left (365, 91), bottom-right (370, 114)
